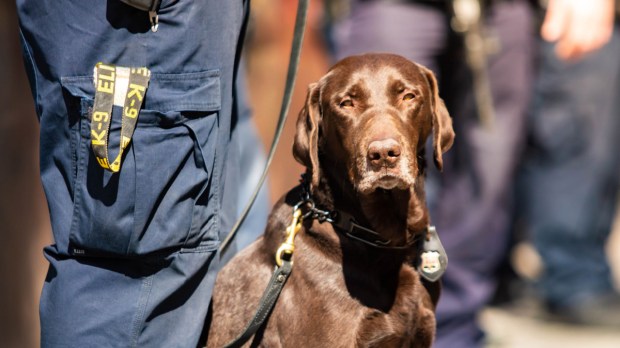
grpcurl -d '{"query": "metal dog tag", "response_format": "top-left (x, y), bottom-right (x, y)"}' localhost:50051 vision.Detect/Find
top-left (417, 226), bottom-right (448, 282)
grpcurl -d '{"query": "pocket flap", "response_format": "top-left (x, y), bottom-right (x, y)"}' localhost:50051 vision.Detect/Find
top-left (61, 69), bottom-right (221, 113)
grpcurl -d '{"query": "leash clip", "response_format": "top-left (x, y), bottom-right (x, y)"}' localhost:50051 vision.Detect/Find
top-left (275, 208), bottom-right (303, 266)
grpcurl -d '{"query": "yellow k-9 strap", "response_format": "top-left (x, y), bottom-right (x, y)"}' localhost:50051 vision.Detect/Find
top-left (91, 63), bottom-right (151, 172)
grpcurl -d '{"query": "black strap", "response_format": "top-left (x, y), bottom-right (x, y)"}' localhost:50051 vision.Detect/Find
top-left (295, 178), bottom-right (421, 251)
top-left (304, 205), bottom-right (420, 251)
top-left (119, 0), bottom-right (161, 12)
top-left (219, 0), bottom-right (310, 254)
top-left (223, 260), bottom-right (293, 348)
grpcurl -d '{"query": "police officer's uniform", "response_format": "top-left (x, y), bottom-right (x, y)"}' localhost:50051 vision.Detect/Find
top-left (17, 0), bottom-right (250, 346)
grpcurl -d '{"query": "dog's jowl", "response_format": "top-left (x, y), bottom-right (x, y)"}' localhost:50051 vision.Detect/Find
top-left (206, 53), bottom-right (455, 348)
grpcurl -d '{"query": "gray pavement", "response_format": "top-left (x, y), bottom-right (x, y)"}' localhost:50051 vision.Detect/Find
top-left (481, 207), bottom-right (620, 347)
top-left (481, 306), bottom-right (620, 348)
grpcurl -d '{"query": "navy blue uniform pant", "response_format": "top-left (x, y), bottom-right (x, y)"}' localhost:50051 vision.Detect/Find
top-left (17, 0), bottom-right (256, 346)
top-left (333, 1), bottom-right (534, 347)
top-left (520, 26), bottom-right (620, 309)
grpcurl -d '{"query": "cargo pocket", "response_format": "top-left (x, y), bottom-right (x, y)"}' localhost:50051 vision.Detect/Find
top-left (61, 70), bottom-right (221, 257)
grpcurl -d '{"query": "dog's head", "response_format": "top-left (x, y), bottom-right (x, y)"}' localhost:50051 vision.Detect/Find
top-left (293, 53), bottom-right (454, 195)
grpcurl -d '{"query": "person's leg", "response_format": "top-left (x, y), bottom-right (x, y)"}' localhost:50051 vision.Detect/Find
top-left (431, 2), bottom-right (534, 347)
top-left (332, 1), bottom-right (449, 71)
top-left (17, 0), bottom-right (249, 346)
top-left (41, 243), bottom-right (221, 347)
top-left (522, 26), bottom-right (620, 314)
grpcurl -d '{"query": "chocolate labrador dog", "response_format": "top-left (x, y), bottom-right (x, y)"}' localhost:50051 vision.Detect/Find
top-left (206, 53), bottom-right (454, 347)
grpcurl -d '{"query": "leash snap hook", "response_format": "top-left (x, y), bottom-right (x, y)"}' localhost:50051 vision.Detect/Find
top-left (275, 208), bottom-right (303, 267)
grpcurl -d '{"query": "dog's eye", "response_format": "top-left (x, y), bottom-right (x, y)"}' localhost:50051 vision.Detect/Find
top-left (340, 99), bottom-right (354, 108)
top-left (402, 93), bottom-right (416, 101)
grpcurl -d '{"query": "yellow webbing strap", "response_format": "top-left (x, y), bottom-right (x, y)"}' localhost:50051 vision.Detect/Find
top-left (91, 63), bottom-right (151, 172)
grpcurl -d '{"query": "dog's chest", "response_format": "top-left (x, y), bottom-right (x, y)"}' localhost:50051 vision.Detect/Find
top-left (282, 273), bottom-right (422, 347)
top-left (276, 297), bottom-right (417, 348)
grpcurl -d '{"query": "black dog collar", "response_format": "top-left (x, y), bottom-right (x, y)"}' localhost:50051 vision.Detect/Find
top-left (297, 175), bottom-right (448, 281)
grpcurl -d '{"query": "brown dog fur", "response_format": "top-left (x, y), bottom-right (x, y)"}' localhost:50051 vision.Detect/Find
top-left (206, 53), bottom-right (454, 348)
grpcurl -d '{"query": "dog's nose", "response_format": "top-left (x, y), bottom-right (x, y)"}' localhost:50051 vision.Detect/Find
top-left (367, 139), bottom-right (401, 168)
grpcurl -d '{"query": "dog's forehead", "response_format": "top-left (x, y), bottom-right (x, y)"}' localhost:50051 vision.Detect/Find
top-left (350, 66), bottom-right (417, 91)
top-left (323, 55), bottom-right (426, 96)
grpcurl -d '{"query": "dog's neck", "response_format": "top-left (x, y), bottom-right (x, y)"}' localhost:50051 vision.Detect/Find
top-left (310, 168), bottom-right (429, 248)
top-left (305, 170), bottom-right (429, 311)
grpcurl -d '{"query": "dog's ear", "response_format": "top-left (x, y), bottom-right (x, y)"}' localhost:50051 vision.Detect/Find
top-left (293, 82), bottom-right (321, 188)
top-left (420, 65), bottom-right (455, 171)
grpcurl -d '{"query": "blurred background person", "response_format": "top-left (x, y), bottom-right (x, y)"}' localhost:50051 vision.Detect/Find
top-left (519, 0), bottom-right (620, 325)
top-left (330, 0), bottom-right (535, 347)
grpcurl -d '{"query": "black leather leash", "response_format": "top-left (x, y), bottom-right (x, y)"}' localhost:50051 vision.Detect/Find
top-left (219, 0), bottom-right (310, 255)
top-left (222, 205), bottom-right (304, 348)
top-left (222, 260), bottom-right (293, 348)
top-left (217, 2), bottom-right (310, 346)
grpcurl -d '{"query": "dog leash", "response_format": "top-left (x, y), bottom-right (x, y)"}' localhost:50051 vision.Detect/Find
top-left (219, 0), bottom-right (310, 255)
top-left (218, 1), bottom-right (309, 346)
top-left (222, 260), bottom-right (294, 348)
top-left (222, 207), bottom-right (304, 348)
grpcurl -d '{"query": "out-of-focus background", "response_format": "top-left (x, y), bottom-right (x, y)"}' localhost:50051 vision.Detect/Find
top-left (2, 0), bottom-right (619, 347)
top-left (1, 1), bottom-right (52, 348)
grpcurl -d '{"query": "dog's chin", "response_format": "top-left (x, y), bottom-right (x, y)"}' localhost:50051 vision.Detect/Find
top-left (356, 173), bottom-right (414, 195)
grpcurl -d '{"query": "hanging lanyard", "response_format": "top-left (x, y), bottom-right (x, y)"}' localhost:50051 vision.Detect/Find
top-left (91, 63), bottom-right (151, 173)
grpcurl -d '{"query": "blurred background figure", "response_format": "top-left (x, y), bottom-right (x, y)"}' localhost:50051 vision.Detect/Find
top-left (330, 0), bottom-right (535, 347)
top-left (519, 0), bottom-right (620, 326)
